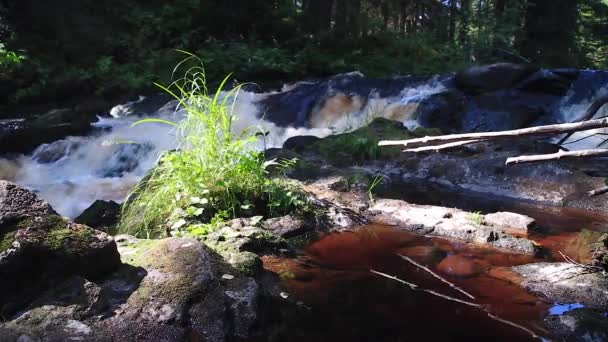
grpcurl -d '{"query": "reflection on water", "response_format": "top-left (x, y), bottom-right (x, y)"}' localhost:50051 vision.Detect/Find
top-left (262, 224), bottom-right (555, 341)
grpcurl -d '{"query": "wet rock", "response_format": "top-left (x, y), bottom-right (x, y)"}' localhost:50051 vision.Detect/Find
top-left (369, 199), bottom-right (539, 254)
top-left (544, 308), bottom-right (608, 342)
top-left (483, 212), bottom-right (536, 233)
top-left (32, 139), bottom-right (80, 164)
top-left (0, 107), bottom-right (96, 154)
top-left (437, 255), bottom-right (487, 278)
top-left (0, 181), bottom-right (121, 317)
top-left (263, 215), bottom-right (310, 238)
top-left (455, 63), bottom-right (539, 94)
top-left (74, 200), bottom-right (121, 234)
top-left (97, 143), bottom-right (153, 178)
top-left (283, 135), bottom-right (321, 151)
top-left (516, 69), bottom-right (577, 96)
top-left (512, 262), bottom-right (608, 310)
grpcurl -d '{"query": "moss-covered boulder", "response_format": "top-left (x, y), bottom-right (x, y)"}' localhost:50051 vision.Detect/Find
top-left (0, 181), bottom-right (120, 317)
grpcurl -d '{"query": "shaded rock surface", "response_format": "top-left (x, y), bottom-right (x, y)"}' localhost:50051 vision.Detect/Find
top-left (1, 237), bottom-right (264, 342)
top-left (512, 262), bottom-right (608, 310)
top-left (74, 200), bottom-right (121, 234)
top-left (0, 181), bottom-right (120, 317)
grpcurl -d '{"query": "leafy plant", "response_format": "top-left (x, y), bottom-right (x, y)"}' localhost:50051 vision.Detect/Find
top-left (466, 211), bottom-right (485, 225)
top-left (119, 53), bottom-right (308, 238)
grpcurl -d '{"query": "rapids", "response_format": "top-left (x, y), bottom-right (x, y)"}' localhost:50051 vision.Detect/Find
top-left (1, 69), bottom-right (608, 218)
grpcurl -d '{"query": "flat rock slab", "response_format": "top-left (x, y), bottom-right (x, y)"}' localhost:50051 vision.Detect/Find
top-left (369, 199), bottom-right (539, 254)
top-left (512, 262), bottom-right (608, 311)
top-left (483, 212), bottom-right (536, 233)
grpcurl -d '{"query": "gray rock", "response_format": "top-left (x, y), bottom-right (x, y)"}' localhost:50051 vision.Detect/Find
top-left (263, 215), bottom-right (309, 238)
top-left (483, 212), bottom-right (536, 233)
top-left (512, 263), bottom-right (608, 310)
top-left (369, 199), bottom-right (539, 254)
top-left (0, 180), bottom-right (56, 229)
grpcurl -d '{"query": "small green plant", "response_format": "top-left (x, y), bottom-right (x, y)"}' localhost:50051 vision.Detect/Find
top-left (0, 43), bottom-right (25, 75)
top-left (367, 174), bottom-right (386, 202)
top-left (119, 52), bottom-right (308, 238)
top-left (466, 211), bottom-right (485, 225)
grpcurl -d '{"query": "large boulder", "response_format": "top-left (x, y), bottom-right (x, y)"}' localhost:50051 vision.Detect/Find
top-left (455, 63), bottom-right (539, 94)
top-left (1, 237), bottom-right (262, 342)
top-left (0, 181), bottom-right (121, 317)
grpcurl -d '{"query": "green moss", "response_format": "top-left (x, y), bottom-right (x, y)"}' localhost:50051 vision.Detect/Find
top-left (43, 223), bottom-right (96, 252)
top-left (312, 118), bottom-right (443, 164)
top-left (0, 231), bottom-right (16, 253)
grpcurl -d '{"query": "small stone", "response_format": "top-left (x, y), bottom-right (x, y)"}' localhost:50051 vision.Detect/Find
top-left (280, 292), bottom-right (289, 299)
top-left (222, 274), bottom-right (235, 280)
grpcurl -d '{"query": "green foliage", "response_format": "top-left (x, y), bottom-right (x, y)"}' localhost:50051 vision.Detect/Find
top-left (119, 56), bottom-right (309, 238)
top-left (466, 211), bottom-right (485, 225)
top-left (0, 43), bottom-right (24, 76)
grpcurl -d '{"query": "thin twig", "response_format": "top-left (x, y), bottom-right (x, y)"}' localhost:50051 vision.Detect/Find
top-left (558, 251), bottom-right (603, 272)
top-left (371, 270), bottom-right (545, 340)
top-left (370, 269), bottom-right (481, 307)
top-left (396, 254), bottom-right (476, 300)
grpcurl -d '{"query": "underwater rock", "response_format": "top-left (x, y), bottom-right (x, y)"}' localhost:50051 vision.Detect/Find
top-left (436, 255), bottom-right (487, 278)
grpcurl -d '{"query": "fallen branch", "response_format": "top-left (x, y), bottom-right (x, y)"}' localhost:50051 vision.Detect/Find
top-left (403, 140), bottom-right (482, 153)
top-left (588, 186), bottom-right (608, 197)
top-left (396, 254), bottom-right (476, 300)
top-left (505, 148), bottom-right (608, 165)
top-left (371, 269), bottom-right (543, 339)
top-left (379, 118), bottom-right (608, 148)
top-left (370, 269), bottom-right (481, 307)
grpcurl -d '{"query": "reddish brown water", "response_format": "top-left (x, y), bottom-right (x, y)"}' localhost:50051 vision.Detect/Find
top-left (262, 224), bottom-right (555, 341)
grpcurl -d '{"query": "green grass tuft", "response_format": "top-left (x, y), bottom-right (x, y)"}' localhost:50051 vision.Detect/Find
top-left (119, 53), bottom-right (308, 238)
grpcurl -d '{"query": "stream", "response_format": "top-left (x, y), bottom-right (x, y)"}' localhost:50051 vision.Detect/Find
top-left (2, 67), bottom-right (608, 340)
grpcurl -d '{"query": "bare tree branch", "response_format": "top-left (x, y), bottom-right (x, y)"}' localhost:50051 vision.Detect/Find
top-left (396, 254), bottom-right (476, 299)
top-left (505, 149), bottom-right (608, 165)
top-left (588, 186), bottom-right (608, 197)
top-left (403, 140), bottom-right (482, 153)
top-left (379, 118), bottom-right (608, 148)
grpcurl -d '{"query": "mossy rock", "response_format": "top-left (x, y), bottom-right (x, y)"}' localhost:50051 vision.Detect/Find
top-left (0, 181), bottom-right (120, 317)
top-left (311, 118), bottom-right (442, 165)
